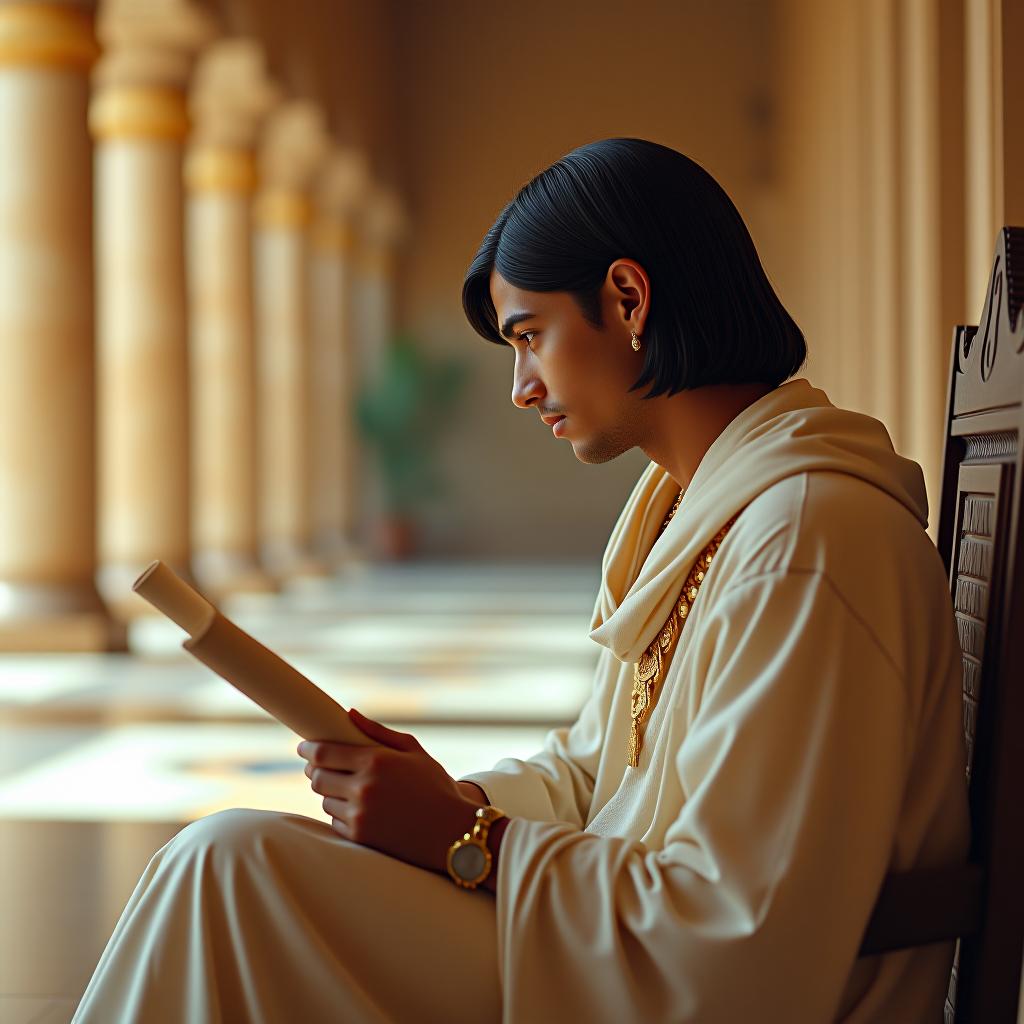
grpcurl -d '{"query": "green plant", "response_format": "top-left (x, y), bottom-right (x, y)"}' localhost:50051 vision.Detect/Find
top-left (355, 332), bottom-right (468, 517)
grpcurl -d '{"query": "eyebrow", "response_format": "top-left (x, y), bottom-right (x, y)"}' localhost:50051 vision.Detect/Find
top-left (498, 311), bottom-right (537, 341)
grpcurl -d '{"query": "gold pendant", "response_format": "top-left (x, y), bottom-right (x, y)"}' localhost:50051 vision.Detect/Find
top-left (625, 512), bottom-right (742, 769)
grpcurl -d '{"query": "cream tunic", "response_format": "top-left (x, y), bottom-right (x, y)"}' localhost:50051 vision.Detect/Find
top-left (459, 378), bottom-right (970, 1022)
top-left (72, 378), bottom-right (969, 1023)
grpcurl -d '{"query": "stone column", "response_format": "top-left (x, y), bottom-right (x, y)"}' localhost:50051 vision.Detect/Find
top-left (309, 147), bottom-right (370, 566)
top-left (357, 183), bottom-right (407, 382)
top-left (351, 182), bottom-right (408, 553)
top-left (1000, 0), bottom-right (1024, 235)
top-left (898, 0), bottom-right (965, 536)
top-left (964, 0), bottom-right (1024, 314)
top-left (864, 0), bottom-right (903, 440)
top-left (833, 0), bottom-right (865, 414)
top-left (253, 101), bottom-right (328, 580)
top-left (964, 0), bottom-right (1000, 316)
top-left (0, 2), bottom-right (115, 650)
top-left (90, 0), bottom-right (213, 620)
top-left (185, 39), bottom-right (276, 597)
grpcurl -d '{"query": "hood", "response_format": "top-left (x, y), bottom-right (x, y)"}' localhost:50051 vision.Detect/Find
top-left (589, 377), bottom-right (928, 663)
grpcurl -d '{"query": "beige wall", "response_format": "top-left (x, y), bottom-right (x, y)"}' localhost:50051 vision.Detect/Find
top-left (393, 0), bottom-right (778, 560)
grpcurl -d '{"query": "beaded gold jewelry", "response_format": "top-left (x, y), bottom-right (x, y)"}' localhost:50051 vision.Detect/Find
top-left (627, 504), bottom-right (740, 768)
top-left (631, 330), bottom-right (641, 351)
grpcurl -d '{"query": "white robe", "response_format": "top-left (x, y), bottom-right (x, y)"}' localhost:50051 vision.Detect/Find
top-left (459, 377), bottom-right (970, 1022)
top-left (72, 377), bottom-right (969, 1023)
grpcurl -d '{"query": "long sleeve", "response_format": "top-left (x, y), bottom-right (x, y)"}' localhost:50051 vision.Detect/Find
top-left (457, 646), bottom-right (621, 826)
top-left (492, 569), bottom-right (945, 1023)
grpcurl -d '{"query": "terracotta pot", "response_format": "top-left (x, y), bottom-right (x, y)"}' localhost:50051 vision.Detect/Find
top-left (377, 516), bottom-right (416, 560)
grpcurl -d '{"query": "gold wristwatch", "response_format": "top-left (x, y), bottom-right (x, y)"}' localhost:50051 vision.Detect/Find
top-left (446, 805), bottom-right (507, 890)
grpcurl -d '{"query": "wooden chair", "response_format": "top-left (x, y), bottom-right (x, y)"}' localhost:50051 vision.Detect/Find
top-left (856, 226), bottom-right (1024, 1021)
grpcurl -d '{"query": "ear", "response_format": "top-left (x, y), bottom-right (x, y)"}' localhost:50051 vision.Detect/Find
top-left (605, 259), bottom-right (651, 336)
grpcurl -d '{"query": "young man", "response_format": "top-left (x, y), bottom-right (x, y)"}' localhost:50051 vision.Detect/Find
top-left (74, 139), bottom-right (969, 1023)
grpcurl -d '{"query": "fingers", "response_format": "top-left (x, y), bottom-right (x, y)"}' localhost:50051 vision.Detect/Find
top-left (297, 740), bottom-right (378, 773)
top-left (321, 795), bottom-right (348, 819)
top-left (347, 709), bottom-right (422, 753)
top-left (307, 764), bottom-right (362, 800)
top-left (322, 796), bottom-right (366, 844)
top-left (328, 814), bottom-right (352, 841)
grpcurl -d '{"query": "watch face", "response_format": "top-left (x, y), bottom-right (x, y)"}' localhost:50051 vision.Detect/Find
top-left (451, 842), bottom-right (488, 881)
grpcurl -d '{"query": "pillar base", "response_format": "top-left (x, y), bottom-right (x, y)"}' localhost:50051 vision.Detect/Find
top-left (312, 530), bottom-right (361, 573)
top-left (0, 580), bottom-right (124, 651)
top-left (192, 549), bottom-right (277, 599)
top-left (260, 539), bottom-right (330, 583)
top-left (0, 613), bottom-right (126, 652)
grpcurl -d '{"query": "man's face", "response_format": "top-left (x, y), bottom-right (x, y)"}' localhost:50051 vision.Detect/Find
top-left (488, 267), bottom-right (648, 464)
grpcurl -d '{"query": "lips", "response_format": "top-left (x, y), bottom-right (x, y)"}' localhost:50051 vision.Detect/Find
top-left (540, 414), bottom-right (565, 427)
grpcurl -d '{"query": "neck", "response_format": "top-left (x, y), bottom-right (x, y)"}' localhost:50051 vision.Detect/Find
top-left (639, 382), bottom-right (775, 488)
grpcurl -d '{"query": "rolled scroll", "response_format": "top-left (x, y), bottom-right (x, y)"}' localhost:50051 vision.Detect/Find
top-left (132, 561), bottom-right (375, 746)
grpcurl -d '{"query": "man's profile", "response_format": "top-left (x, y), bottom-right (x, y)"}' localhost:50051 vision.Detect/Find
top-left (73, 138), bottom-right (969, 1023)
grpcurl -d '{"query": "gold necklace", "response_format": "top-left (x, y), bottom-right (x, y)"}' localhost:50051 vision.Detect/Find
top-left (627, 500), bottom-right (739, 768)
top-left (660, 488), bottom-right (684, 533)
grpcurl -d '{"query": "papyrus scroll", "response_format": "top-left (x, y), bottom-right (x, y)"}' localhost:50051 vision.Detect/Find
top-left (132, 561), bottom-right (375, 746)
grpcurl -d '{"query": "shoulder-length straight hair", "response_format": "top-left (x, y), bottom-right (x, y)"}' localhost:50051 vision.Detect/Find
top-left (462, 138), bottom-right (806, 398)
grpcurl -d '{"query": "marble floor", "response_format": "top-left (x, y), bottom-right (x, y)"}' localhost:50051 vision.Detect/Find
top-left (0, 561), bottom-right (599, 1023)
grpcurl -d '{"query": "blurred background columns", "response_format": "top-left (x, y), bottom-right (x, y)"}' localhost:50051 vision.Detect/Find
top-left (2, 0), bottom-right (1019, 578)
top-left (185, 37), bottom-right (276, 598)
top-left (354, 183), bottom-right (406, 387)
top-left (862, 0), bottom-right (903, 445)
top-left (897, 0), bottom-right (965, 523)
top-left (0, 1), bottom-right (114, 650)
top-left (91, 0), bottom-right (214, 620)
top-left (351, 183), bottom-right (408, 552)
top-left (775, 0), bottom-right (968, 537)
top-left (252, 100), bottom-right (328, 580)
top-left (309, 146), bottom-right (370, 566)
top-left (964, 0), bottom-right (1024, 315)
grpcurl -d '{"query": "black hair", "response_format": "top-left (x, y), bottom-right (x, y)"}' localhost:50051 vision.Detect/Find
top-left (461, 137), bottom-right (805, 398)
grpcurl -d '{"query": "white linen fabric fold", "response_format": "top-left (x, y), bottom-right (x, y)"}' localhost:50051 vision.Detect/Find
top-left (72, 808), bottom-right (502, 1023)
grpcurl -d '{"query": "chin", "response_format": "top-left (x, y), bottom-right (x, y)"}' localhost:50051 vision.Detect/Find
top-left (570, 435), bottom-right (632, 465)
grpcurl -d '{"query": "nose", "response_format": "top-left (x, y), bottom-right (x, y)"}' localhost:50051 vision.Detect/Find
top-left (511, 350), bottom-right (544, 409)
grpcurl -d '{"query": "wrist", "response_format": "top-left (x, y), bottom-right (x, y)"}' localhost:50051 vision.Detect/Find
top-left (441, 797), bottom-right (484, 871)
top-left (458, 781), bottom-right (488, 804)
top-left (479, 815), bottom-right (510, 893)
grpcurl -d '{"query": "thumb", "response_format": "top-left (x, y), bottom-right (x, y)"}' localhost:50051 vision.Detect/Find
top-left (348, 708), bottom-right (422, 753)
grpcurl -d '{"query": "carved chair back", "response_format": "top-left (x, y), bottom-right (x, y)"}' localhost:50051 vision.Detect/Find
top-left (857, 226), bottom-right (1024, 1022)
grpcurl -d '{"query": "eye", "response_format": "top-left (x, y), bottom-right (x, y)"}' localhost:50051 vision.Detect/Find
top-left (519, 331), bottom-right (537, 348)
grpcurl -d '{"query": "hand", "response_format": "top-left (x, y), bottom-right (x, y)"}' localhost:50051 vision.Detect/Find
top-left (296, 708), bottom-right (482, 874)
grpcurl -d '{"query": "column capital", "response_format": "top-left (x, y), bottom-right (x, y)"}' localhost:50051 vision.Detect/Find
top-left (190, 37), bottom-right (277, 149)
top-left (91, 0), bottom-right (215, 141)
top-left (359, 182), bottom-right (409, 276)
top-left (312, 146), bottom-right (371, 252)
top-left (0, 3), bottom-right (99, 71)
top-left (254, 100), bottom-right (329, 229)
top-left (363, 182), bottom-right (409, 246)
top-left (186, 38), bottom-right (277, 194)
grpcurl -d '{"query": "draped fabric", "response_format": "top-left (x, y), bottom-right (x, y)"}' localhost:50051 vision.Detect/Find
top-left (72, 377), bottom-right (970, 1023)
top-left (72, 809), bottom-right (502, 1023)
top-left (460, 377), bottom-right (970, 1022)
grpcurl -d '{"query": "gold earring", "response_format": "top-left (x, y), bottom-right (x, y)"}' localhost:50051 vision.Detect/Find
top-left (630, 330), bottom-right (641, 352)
